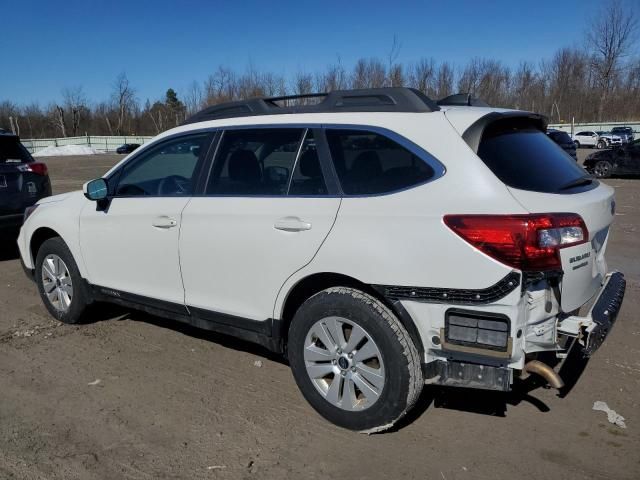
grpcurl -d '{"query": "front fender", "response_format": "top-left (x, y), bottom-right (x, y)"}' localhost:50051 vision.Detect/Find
top-left (19, 191), bottom-right (89, 279)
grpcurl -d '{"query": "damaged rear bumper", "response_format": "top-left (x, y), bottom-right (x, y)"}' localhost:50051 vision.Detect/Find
top-left (557, 271), bottom-right (626, 357)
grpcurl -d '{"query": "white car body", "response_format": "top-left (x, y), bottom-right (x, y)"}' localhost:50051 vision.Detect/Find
top-left (596, 132), bottom-right (622, 147)
top-left (572, 130), bottom-right (603, 147)
top-left (18, 88), bottom-right (625, 417)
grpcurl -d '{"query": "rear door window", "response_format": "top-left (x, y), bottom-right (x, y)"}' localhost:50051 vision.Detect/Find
top-left (478, 121), bottom-right (592, 194)
top-left (207, 128), bottom-right (305, 195)
top-left (325, 129), bottom-right (435, 195)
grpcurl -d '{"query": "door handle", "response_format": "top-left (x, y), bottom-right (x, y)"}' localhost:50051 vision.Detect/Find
top-left (274, 217), bottom-right (312, 232)
top-left (152, 216), bottom-right (178, 229)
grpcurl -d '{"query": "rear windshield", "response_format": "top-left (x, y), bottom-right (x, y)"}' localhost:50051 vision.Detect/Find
top-left (478, 122), bottom-right (592, 194)
top-left (548, 131), bottom-right (572, 143)
top-left (0, 136), bottom-right (33, 164)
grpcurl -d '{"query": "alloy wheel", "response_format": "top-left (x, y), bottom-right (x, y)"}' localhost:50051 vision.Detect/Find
top-left (41, 254), bottom-right (73, 312)
top-left (303, 316), bottom-right (385, 411)
top-left (594, 161), bottom-right (611, 178)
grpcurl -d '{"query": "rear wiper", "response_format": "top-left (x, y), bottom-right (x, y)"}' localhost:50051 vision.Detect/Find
top-left (557, 175), bottom-right (594, 191)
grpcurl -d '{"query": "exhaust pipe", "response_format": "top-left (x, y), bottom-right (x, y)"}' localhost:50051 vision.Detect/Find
top-left (524, 360), bottom-right (565, 389)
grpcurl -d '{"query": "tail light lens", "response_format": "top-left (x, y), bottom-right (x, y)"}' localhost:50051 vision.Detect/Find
top-left (18, 162), bottom-right (48, 176)
top-left (444, 214), bottom-right (588, 271)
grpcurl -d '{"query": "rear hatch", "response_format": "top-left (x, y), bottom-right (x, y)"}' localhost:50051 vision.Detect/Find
top-left (474, 115), bottom-right (615, 312)
top-left (0, 135), bottom-right (41, 214)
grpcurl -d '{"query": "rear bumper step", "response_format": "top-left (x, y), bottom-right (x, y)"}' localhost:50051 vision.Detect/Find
top-left (557, 271), bottom-right (626, 357)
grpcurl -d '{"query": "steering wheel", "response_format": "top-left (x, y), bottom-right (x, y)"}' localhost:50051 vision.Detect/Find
top-left (157, 175), bottom-right (190, 195)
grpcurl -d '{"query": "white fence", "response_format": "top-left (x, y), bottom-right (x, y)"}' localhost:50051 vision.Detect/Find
top-left (21, 135), bottom-right (154, 154)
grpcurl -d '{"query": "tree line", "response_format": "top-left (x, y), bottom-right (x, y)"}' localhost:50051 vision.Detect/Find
top-left (1, 0), bottom-right (638, 139)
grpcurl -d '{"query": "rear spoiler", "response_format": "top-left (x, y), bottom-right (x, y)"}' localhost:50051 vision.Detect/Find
top-left (462, 112), bottom-right (548, 153)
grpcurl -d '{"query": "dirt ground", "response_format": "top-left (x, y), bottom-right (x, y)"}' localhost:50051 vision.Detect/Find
top-left (0, 151), bottom-right (639, 480)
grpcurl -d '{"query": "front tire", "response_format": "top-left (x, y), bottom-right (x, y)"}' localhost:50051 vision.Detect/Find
top-left (574, 140), bottom-right (580, 148)
top-left (593, 160), bottom-right (612, 178)
top-left (288, 287), bottom-right (423, 433)
top-left (597, 140), bottom-right (606, 149)
top-left (35, 237), bottom-right (90, 324)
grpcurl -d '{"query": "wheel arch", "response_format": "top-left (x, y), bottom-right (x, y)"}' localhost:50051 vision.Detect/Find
top-left (30, 227), bottom-right (63, 265)
top-left (277, 272), bottom-right (425, 357)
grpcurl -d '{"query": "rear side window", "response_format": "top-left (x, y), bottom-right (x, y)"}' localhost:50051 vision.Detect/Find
top-left (326, 130), bottom-right (434, 195)
top-left (549, 131), bottom-right (571, 143)
top-left (478, 122), bottom-right (590, 194)
top-left (0, 136), bottom-right (32, 164)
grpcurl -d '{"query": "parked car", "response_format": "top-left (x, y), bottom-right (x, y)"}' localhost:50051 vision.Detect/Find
top-left (1, 131), bottom-right (51, 235)
top-left (572, 131), bottom-right (607, 149)
top-left (547, 129), bottom-right (577, 160)
top-left (17, 88), bottom-right (625, 432)
top-left (610, 126), bottom-right (634, 144)
top-left (595, 131), bottom-right (622, 147)
top-left (116, 143), bottom-right (141, 154)
top-left (584, 138), bottom-right (640, 178)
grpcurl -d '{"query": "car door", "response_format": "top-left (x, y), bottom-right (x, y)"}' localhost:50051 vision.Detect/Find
top-left (180, 127), bottom-right (340, 322)
top-left (619, 140), bottom-right (640, 174)
top-left (80, 132), bottom-right (213, 306)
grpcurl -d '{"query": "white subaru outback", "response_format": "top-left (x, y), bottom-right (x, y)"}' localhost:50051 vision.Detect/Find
top-left (18, 88), bottom-right (626, 432)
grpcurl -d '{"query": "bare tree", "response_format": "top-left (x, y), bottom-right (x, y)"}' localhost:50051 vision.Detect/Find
top-left (386, 35), bottom-right (402, 87)
top-left (315, 58), bottom-right (348, 92)
top-left (408, 58), bottom-right (436, 96)
top-left (291, 72), bottom-right (315, 104)
top-left (111, 73), bottom-right (136, 135)
top-left (435, 62), bottom-right (454, 98)
top-left (587, 0), bottom-right (638, 120)
top-left (352, 58), bottom-right (386, 89)
top-left (62, 86), bottom-right (87, 137)
top-left (185, 81), bottom-right (203, 115)
top-left (48, 104), bottom-right (67, 137)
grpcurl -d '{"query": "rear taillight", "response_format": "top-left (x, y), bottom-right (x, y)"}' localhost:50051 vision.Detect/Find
top-left (444, 214), bottom-right (588, 272)
top-left (18, 162), bottom-right (48, 176)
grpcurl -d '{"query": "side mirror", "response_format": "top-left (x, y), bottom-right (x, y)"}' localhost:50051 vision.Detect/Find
top-left (83, 178), bottom-right (108, 201)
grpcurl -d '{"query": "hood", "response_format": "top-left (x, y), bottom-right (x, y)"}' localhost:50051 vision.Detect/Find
top-left (36, 190), bottom-right (82, 205)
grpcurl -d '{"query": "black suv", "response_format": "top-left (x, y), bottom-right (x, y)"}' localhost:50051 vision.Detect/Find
top-left (0, 131), bottom-right (51, 233)
top-left (547, 129), bottom-right (577, 160)
top-left (611, 127), bottom-right (635, 144)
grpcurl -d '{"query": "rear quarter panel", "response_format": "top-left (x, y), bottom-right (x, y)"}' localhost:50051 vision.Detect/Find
top-left (274, 113), bottom-right (528, 319)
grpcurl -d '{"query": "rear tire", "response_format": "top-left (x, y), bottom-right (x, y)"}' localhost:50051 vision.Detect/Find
top-left (288, 287), bottom-right (423, 433)
top-left (35, 237), bottom-right (90, 324)
top-left (593, 160), bottom-right (612, 179)
top-left (597, 140), bottom-right (606, 149)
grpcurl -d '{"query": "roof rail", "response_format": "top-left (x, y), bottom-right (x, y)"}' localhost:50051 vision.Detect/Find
top-left (437, 93), bottom-right (490, 107)
top-left (183, 87), bottom-right (440, 125)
